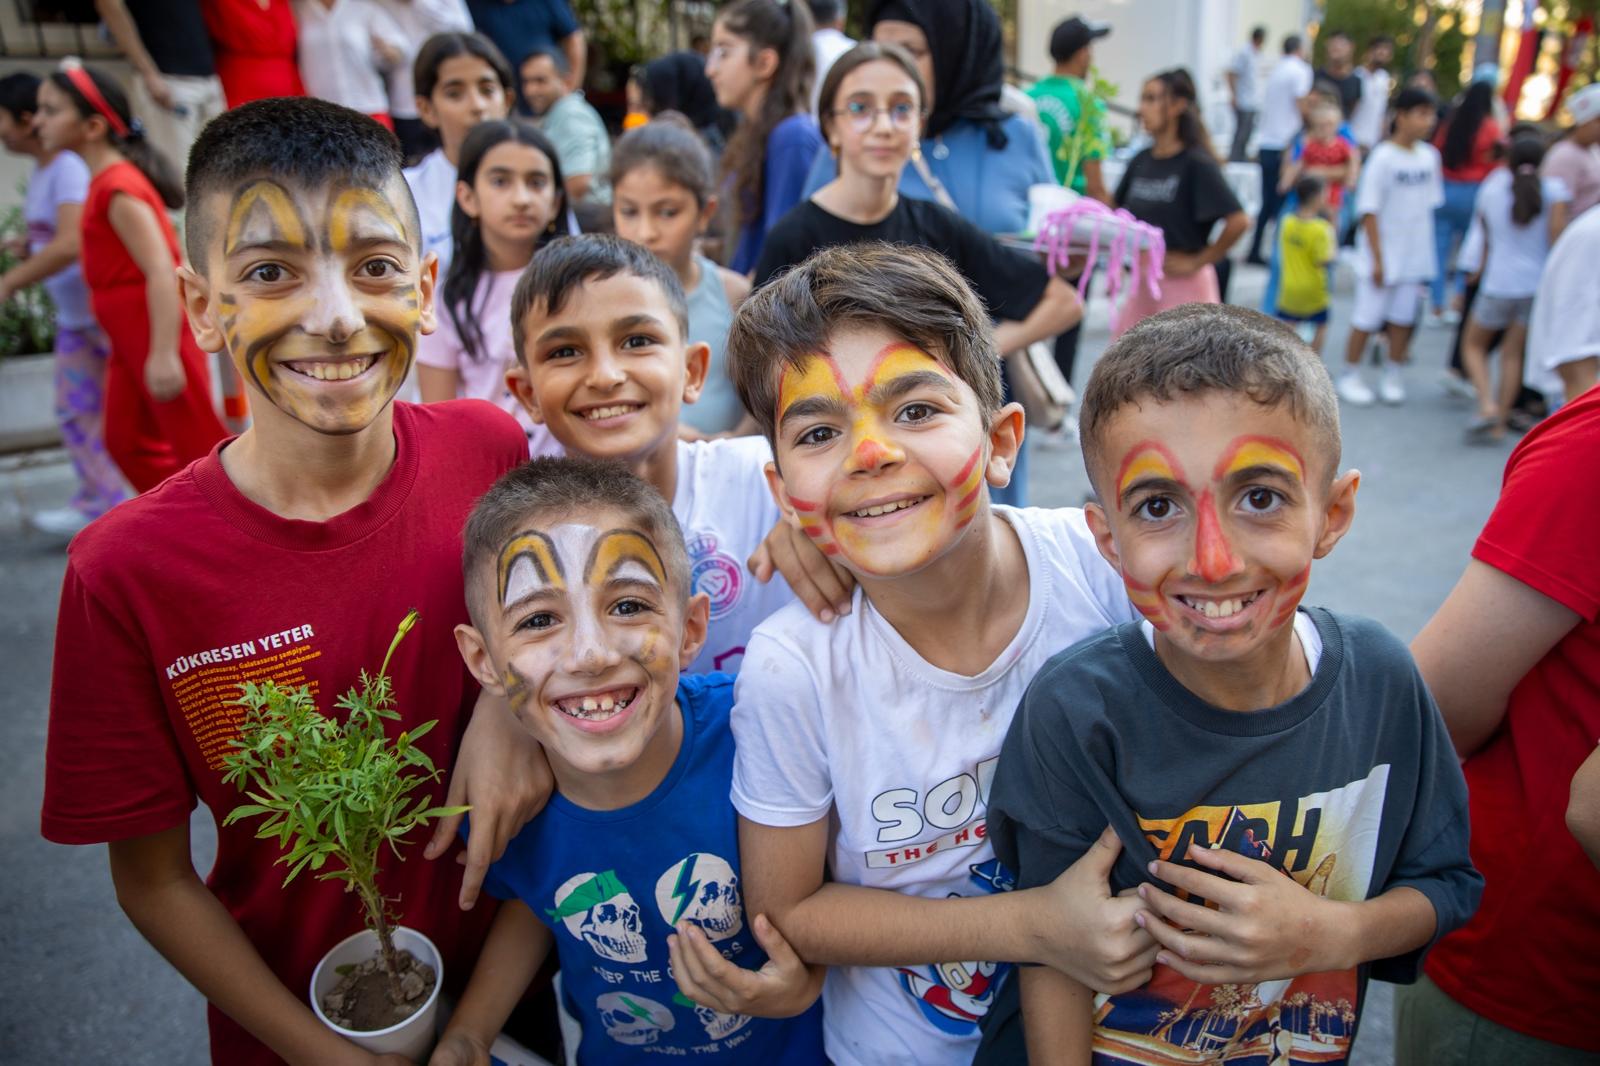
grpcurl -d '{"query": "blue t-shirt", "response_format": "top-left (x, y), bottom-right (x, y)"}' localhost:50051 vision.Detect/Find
top-left (481, 674), bottom-right (825, 1064)
top-left (465, 0), bottom-right (578, 72)
top-left (801, 113), bottom-right (1051, 236)
top-left (730, 113), bottom-right (823, 275)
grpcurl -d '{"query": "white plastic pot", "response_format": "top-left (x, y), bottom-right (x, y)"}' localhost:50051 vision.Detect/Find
top-left (310, 926), bottom-right (442, 1061)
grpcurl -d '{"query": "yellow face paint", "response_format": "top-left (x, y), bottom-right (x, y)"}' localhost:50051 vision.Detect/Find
top-left (1213, 436), bottom-right (1306, 484)
top-left (1116, 442), bottom-right (1184, 501)
top-left (499, 530), bottom-right (567, 606)
top-left (585, 530), bottom-right (669, 590)
top-left (224, 180), bottom-right (309, 256)
top-left (328, 186), bottom-right (407, 253)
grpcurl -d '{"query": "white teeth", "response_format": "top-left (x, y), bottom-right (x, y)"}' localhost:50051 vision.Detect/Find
top-left (295, 356), bottom-right (374, 381)
top-left (581, 697), bottom-right (597, 711)
top-left (584, 404), bottom-right (640, 420)
top-left (1182, 594), bottom-right (1257, 620)
top-left (556, 690), bottom-right (635, 720)
top-left (850, 498), bottom-right (921, 518)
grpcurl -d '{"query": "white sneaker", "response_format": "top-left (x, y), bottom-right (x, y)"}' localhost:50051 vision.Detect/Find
top-left (1379, 364), bottom-right (1407, 405)
top-left (29, 507), bottom-right (90, 537)
top-left (1337, 370), bottom-right (1376, 406)
top-left (1439, 370), bottom-right (1476, 401)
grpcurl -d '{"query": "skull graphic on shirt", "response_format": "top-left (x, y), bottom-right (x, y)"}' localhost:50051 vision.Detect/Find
top-left (551, 870), bottom-right (648, 964)
top-left (655, 852), bottom-right (744, 942)
top-left (596, 991), bottom-right (675, 1046)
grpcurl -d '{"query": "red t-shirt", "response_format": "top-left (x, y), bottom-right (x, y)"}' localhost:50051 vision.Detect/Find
top-left (42, 400), bottom-right (527, 1065)
top-left (1299, 136), bottom-right (1354, 206)
top-left (203, 0), bottom-right (306, 106)
top-left (1437, 116), bottom-right (1504, 183)
top-left (1423, 385), bottom-right (1600, 1051)
top-left (81, 161), bottom-right (182, 294)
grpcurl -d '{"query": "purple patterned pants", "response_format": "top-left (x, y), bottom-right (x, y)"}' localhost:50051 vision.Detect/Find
top-left (55, 326), bottom-right (130, 517)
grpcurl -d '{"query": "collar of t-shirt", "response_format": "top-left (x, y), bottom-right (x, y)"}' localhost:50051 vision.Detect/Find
top-left (1139, 608), bottom-right (1324, 682)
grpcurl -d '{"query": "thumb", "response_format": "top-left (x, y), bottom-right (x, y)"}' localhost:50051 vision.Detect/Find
top-left (747, 544), bottom-right (774, 583)
top-left (751, 913), bottom-right (800, 968)
top-left (1081, 825), bottom-right (1123, 883)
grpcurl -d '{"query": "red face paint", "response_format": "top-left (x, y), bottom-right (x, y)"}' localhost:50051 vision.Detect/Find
top-left (1190, 490), bottom-right (1241, 583)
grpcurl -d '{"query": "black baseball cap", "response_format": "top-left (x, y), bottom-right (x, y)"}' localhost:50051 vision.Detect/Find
top-left (1050, 16), bottom-right (1110, 63)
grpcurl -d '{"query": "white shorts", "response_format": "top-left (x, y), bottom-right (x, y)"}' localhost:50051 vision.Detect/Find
top-left (1352, 278), bottom-right (1425, 332)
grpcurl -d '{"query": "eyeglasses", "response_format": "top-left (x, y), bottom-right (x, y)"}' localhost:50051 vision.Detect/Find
top-left (833, 100), bottom-right (920, 133)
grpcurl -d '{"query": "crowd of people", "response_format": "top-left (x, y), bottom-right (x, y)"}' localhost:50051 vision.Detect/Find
top-left (5, 3), bottom-right (1600, 1066)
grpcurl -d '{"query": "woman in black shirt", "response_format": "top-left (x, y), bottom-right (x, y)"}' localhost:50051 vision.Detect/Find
top-left (1113, 68), bottom-right (1249, 336)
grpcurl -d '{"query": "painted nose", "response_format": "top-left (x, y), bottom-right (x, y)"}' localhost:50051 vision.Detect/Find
top-left (302, 275), bottom-right (363, 344)
top-left (844, 423), bottom-right (904, 473)
top-left (565, 610), bottom-right (621, 675)
top-left (1190, 491), bottom-right (1243, 583)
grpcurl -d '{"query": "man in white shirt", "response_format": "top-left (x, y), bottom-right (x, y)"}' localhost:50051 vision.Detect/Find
top-left (1226, 25), bottom-right (1266, 162)
top-left (1246, 34), bottom-right (1314, 264)
top-left (374, 0), bottom-right (471, 160)
top-left (810, 0), bottom-right (855, 113)
top-left (1350, 34), bottom-right (1395, 154)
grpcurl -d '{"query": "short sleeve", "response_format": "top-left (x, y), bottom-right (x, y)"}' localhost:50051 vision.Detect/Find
top-left (761, 119), bottom-right (824, 240)
top-left (1429, 146), bottom-right (1446, 208)
top-left (1294, 63), bottom-right (1314, 96)
top-left (1313, 220), bottom-right (1336, 264)
top-left (728, 631), bottom-right (833, 826)
top-left (544, 0), bottom-right (579, 40)
top-left (549, 109), bottom-right (604, 177)
top-left (52, 152), bottom-right (91, 207)
top-left (939, 206), bottom-right (1049, 323)
top-left (1189, 155), bottom-right (1243, 228)
top-left (1545, 175), bottom-right (1573, 204)
top-left (1355, 149), bottom-right (1387, 217)
top-left (41, 563), bottom-right (196, 844)
top-left (1113, 154), bottom-right (1135, 206)
top-left (1543, 149), bottom-right (1582, 201)
top-left (1474, 406), bottom-right (1600, 620)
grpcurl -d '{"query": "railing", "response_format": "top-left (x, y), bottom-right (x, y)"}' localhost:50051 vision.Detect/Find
top-left (0, 0), bottom-right (119, 58)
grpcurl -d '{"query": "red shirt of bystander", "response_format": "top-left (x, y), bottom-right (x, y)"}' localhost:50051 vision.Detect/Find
top-left (41, 400), bottom-right (527, 1066)
top-left (1423, 385), bottom-right (1600, 1053)
top-left (204, 0), bottom-right (307, 107)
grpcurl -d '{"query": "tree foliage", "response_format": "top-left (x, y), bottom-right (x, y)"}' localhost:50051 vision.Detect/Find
top-left (1317, 0), bottom-right (1468, 99)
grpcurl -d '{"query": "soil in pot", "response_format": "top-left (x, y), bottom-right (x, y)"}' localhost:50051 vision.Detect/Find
top-left (320, 948), bottom-right (437, 1032)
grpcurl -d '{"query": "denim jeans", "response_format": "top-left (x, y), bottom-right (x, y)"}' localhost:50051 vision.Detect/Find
top-left (1432, 178), bottom-right (1480, 311)
top-left (1246, 147), bottom-right (1284, 261)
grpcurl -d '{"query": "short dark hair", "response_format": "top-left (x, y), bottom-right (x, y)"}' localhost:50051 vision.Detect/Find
top-left (1325, 29), bottom-right (1352, 43)
top-left (1283, 34), bottom-right (1303, 55)
top-left (1368, 34), bottom-right (1395, 50)
top-left (610, 120), bottom-right (716, 206)
top-left (510, 234), bottom-right (689, 366)
top-left (1294, 175), bottom-right (1325, 203)
top-left (462, 457), bottom-right (691, 629)
top-left (1394, 86), bottom-right (1437, 113)
top-left (184, 97), bottom-right (412, 270)
top-left (1079, 304), bottom-right (1341, 491)
top-left (728, 242), bottom-right (1003, 444)
top-left (809, 0), bottom-right (843, 24)
top-left (817, 42), bottom-right (928, 145)
top-left (0, 72), bottom-right (40, 121)
top-left (519, 44), bottom-right (570, 77)
top-left (414, 31), bottom-right (514, 100)
top-left (1250, 25), bottom-right (1267, 44)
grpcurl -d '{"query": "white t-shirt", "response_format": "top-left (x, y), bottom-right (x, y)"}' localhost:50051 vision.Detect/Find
top-left (1355, 140), bottom-right (1445, 282)
top-left (1529, 203), bottom-right (1600, 376)
top-left (811, 27), bottom-right (856, 113)
top-left (1229, 45), bottom-right (1262, 111)
top-left (673, 436), bottom-right (794, 673)
top-left (1258, 54), bottom-right (1313, 150)
top-left (374, 0), bottom-right (470, 120)
top-left (1472, 168), bottom-right (1573, 299)
top-left (404, 148), bottom-right (457, 279)
top-left (730, 506), bottom-right (1136, 1066)
top-left (1350, 66), bottom-right (1392, 149)
top-left (293, 0), bottom-right (404, 115)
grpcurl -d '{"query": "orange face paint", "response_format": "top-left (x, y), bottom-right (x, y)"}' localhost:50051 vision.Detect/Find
top-left (1213, 435), bottom-right (1306, 484)
top-left (1115, 440), bottom-right (1186, 501)
top-left (1191, 490), bottom-right (1241, 583)
top-left (952, 445), bottom-right (984, 529)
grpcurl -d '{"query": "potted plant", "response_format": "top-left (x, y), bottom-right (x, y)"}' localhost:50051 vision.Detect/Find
top-left (222, 610), bottom-right (467, 1061)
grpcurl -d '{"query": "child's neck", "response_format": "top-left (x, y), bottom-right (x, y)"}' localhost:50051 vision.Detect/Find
top-left (76, 140), bottom-right (120, 175)
top-left (815, 170), bottom-right (897, 224)
top-left (742, 83), bottom-right (771, 123)
top-left (1296, 206), bottom-right (1319, 219)
top-left (671, 251), bottom-right (699, 294)
top-left (1153, 617), bottom-right (1310, 712)
top-left (622, 433), bottom-right (681, 507)
top-left (857, 507), bottom-right (1030, 675)
top-left (1392, 132), bottom-right (1420, 149)
top-left (482, 227), bottom-right (538, 273)
top-left (1152, 130), bottom-right (1184, 157)
top-left (550, 695), bottom-right (685, 811)
top-left (220, 404), bottom-right (400, 521)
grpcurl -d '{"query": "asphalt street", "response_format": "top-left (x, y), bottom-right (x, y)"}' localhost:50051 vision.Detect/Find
top-left (0, 261), bottom-right (1511, 1064)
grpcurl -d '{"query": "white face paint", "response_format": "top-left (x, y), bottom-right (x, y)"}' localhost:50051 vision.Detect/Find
top-left (499, 524), bottom-right (668, 608)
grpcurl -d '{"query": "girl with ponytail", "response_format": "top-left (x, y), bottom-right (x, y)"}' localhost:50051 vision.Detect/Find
top-left (1110, 66), bottom-right (1249, 336)
top-left (1460, 133), bottom-right (1572, 443)
top-left (35, 61), bottom-right (225, 492)
top-left (705, 0), bottom-right (822, 274)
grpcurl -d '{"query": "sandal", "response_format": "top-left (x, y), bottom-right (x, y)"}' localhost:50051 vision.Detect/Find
top-left (1464, 417), bottom-right (1505, 445)
top-left (1506, 409), bottom-right (1540, 433)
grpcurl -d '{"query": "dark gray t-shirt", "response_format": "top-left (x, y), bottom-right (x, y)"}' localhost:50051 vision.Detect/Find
top-left (986, 607), bottom-right (1481, 1058)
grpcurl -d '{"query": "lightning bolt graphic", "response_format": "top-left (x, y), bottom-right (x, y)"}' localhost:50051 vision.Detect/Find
top-left (620, 993), bottom-right (653, 1020)
top-left (669, 854), bottom-right (701, 925)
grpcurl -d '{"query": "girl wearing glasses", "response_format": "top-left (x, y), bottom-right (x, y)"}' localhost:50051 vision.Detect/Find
top-left (754, 42), bottom-right (1080, 384)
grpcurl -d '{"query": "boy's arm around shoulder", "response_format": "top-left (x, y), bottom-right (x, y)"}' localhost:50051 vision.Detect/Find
top-left (429, 900), bottom-right (553, 1066)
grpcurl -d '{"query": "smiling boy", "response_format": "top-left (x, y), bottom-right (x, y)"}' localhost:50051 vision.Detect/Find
top-left (41, 99), bottom-right (542, 1066)
top-left (435, 458), bottom-right (824, 1064)
top-left (508, 234), bottom-right (813, 673)
top-left (983, 304), bottom-right (1481, 1064)
top-left (724, 243), bottom-right (1155, 1066)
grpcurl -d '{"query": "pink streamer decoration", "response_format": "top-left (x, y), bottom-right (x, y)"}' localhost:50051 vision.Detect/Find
top-left (1032, 201), bottom-right (1167, 308)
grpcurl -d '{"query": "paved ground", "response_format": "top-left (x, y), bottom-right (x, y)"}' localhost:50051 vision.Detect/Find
top-left (0, 260), bottom-right (1509, 1064)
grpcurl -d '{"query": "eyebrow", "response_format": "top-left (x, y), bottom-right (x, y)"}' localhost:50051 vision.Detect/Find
top-left (864, 370), bottom-right (959, 407)
top-left (1218, 463), bottom-right (1302, 485)
top-left (1118, 475), bottom-right (1187, 505)
top-left (502, 584), bottom-right (562, 613)
top-left (614, 313), bottom-right (669, 333)
top-left (225, 237), bottom-right (309, 258)
top-left (778, 393), bottom-right (850, 430)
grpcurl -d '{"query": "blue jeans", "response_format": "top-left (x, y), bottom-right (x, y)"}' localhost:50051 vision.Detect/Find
top-left (1246, 148), bottom-right (1284, 262)
top-left (1432, 178), bottom-right (1480, 311)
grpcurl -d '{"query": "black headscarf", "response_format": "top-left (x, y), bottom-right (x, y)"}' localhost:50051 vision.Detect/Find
top-left (865, 0), bottom-right (1009, 148)
top-left (641, 52), bottom-right (722, 131)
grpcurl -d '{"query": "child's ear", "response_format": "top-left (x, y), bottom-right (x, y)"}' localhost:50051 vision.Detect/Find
top-left (454, 623), bottom-right (505, 695)
top-left (417, 250), bottom-right (438, 335)
top-left (762, 459), bottom-right (804, 530)
top-left (1313, 469), bottom-right (1360, 559)
top-left (506, 360), bottom-right (545, 423)
top-left (678, 592), bottom-right (711, 667)
top-left (177, 265), bottom-right (225, 354)
top-left (681, 341), bottom-right (710, 405)
top-left (415, 95), bottom-right (438, 130)
top-left (752, 45), bottom-right (780, 82)
top-left (455, 179), bottom-right (479, 220)
top-left (983, 403), bottom-right (1026, 488)
top-left (1083, 500), bottom-right (1124, 574)
top-left (699, 193), bottom-right (720, 233)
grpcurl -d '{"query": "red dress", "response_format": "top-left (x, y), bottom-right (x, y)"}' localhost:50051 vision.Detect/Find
top-left (81, 161), bottom-right (227, 492)
top-left (204, 0), bottom-right (306, 107)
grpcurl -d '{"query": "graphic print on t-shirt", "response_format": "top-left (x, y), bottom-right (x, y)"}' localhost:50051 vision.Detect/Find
top-left (655, 851), bottom-right (744, 942)
top-left (1094, 766), bottom-right (1388, 1064)
top-left (893, 858), bottom-right (1015, 1035)
top-left (549, 870), bottom-right (649, 963)
top-left (163, 623), bottom-right (322, 769)
top-left (687, 532), bottom-right (744, 625)
top-left (595, 991), bottom-right (675, 1046)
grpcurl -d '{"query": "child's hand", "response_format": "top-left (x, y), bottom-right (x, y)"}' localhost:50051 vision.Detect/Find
top-left (1034, 826), bottom-right (1159, 993)
top-left (748, 520), bottom-right (854, 623)
top-left (1136, 843), bottom-right (1350, 984)
top-left (668, 913), bottom-right (823, 1019)
top-left (145, 351), bottom-right (188, 402)
top-left (426, 1031), bottom-right (491, 1066)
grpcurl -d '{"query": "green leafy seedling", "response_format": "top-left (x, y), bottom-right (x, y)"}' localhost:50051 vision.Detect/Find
top-left (222, 610), bottom-right (468, 1004)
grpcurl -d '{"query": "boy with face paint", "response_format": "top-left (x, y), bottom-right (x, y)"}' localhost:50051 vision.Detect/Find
top-left (437, 458), bottom-right (825, 1066)
top-left (508, 234), bottom-right (845, 674)
top-left (41, 98), bottom-right (552, 1066)
top-left (979, 304), bottom-right (1481, 1065)
top-left (721, 243), bottom-right (1150, 1066)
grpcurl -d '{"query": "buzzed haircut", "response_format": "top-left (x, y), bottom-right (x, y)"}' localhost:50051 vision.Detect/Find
top-left (1284, 34), bottom-right (1302, 55)
top-left (510, 234), bottom-right (690, 365)
top-left (1294, 175), bottom-right (1325, 204)
top-left (728, 242), bottom-right (1003, 443)
top-left (462, 456), bottom-right (691, 628)
top-left (520, 44), bottom-right (569, 76)
top-left (1079, 304), bottom-right (1341, 491)
top-left (1395, 86), bottom-right (1437, 113)
top-left (184, 97), bottom-right (414, 270)
top-left (1250, 26), bottom-right (1266, 44)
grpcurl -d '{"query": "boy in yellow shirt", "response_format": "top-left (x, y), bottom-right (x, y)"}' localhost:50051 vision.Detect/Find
top-left (1275, 176), bottom-right (1336, 355)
